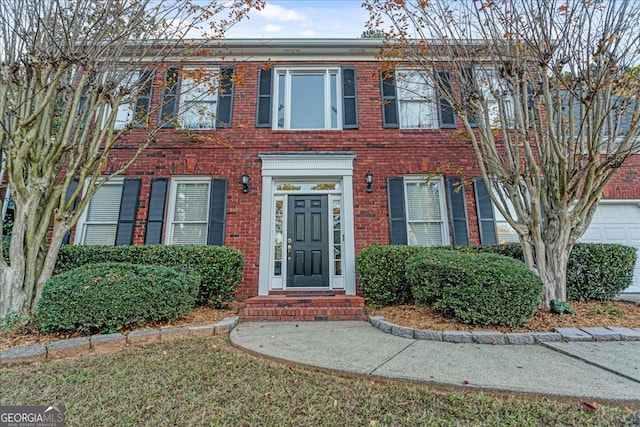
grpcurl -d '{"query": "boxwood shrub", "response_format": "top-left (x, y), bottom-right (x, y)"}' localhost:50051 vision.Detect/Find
top-left (38, 262), bottom-right (199, 334)
top-left (567, 243), bottom-right (637, 301)
top-left (408, 250), bottom-right (543, 327)
top-left (356, 245), bottom-right (427, 307)
top-left (54, 245), bottom-right (244, 305)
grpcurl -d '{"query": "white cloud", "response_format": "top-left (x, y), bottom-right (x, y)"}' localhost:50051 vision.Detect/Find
top-left (226, 0), bottom-right (368, 39)
top-left (258, 4), bottom-right (306, 22)
top-left (263, 24), bottom-right (283, 34)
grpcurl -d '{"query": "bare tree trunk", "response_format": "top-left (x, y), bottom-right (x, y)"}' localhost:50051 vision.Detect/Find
top-left (537, 242), bottom-right (570, 309)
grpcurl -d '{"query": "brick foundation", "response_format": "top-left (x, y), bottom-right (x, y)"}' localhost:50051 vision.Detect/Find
top-left (240, 293), bottom-right (367, 321)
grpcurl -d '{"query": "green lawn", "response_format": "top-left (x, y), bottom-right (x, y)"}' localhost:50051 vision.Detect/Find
top-left (1, 337), bottom-right (638, 426)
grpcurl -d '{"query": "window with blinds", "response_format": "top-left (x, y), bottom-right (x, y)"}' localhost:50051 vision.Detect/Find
top-left (169, 180), bottom-right (210, 244)
top-left (404, 178), bottom-right (447, 246)
top-left (81, 181), bottom-right (123, 245)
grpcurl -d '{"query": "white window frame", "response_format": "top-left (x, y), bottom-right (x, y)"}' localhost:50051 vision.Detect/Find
top-left (273, 66), bottom-right (342, 130)
top-left (102, 69), bottom-right (149, 130)
top-left (178, 67), bottom-right (220, 130)
top-left (474, 67), bottom-right (514, 128)
top-left (74, 177), bottom-right (124, 245)
top-left (404, 176), bottom-right (450, 246)
top-left (165, 176), bottom-right (211, 245)
top-left (396, 68), bottom-right (438, 129)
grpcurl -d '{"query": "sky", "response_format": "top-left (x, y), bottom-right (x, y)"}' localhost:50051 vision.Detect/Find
top-left (224, 0), bottom-right (371, 39)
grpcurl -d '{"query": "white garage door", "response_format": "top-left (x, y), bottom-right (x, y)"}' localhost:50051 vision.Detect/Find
top-left (579, 202), bottom-right (640, 293)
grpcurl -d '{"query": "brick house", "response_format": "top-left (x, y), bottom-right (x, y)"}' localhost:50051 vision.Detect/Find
top-left (12, 38), bottom-right (638, 317)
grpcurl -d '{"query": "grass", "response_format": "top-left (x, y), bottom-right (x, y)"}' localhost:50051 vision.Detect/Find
top-left (1, 337), bottom-right (638, 426)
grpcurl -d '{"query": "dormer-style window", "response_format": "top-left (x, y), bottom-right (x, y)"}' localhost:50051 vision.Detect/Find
top-left (256, 66), bottom-right (358, 130)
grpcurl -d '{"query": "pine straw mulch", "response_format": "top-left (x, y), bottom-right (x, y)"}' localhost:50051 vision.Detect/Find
top-left (2, 300), bottom-right (640, 353)
top-left (367, 300), bottom-right (640, 334)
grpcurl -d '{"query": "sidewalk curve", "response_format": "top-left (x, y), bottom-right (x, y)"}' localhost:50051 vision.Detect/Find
top-left (230, 320), bottom-right (640, 403)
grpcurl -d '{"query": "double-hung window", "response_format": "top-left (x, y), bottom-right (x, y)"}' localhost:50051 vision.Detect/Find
top-left (396, 69), bottom-right (438, 129)
top-left (75, 179), bottom-right (123, 245)
top-left (474, 67), bottom-right (514, 128)
top-left (166, 178), bottom-right (211, 245)
top-left (108, 69), bottom-right (154, 130)
top-left (159, 67), bottom-right (234, 129)
top-left (404, 177), bottom-right (449, 246)
top-left (382, 68), bottom-right (455, 129)
top-left (179, 68), bottom-right (219, 130)
top-left (275, 67), bottom-right (341, 130)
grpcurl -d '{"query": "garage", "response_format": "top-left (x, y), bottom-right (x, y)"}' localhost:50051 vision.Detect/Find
top-left (579, 201), bottom-right (640, 294)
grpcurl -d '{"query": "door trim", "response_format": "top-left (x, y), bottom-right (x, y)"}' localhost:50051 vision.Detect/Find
top-left (258, 152), bottom-right (357, 295)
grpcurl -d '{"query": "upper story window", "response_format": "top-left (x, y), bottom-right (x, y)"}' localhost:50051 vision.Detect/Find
top-left (382, 69), bottom-right (456, 129)
top-left (466, 67), bottom-right (515, 129)
top-left (159, 67), bottom-right (235, 129)
top-left (256, 66), bottom-right (358, 130)
top-left (109, 70), bottom-right (154, 130)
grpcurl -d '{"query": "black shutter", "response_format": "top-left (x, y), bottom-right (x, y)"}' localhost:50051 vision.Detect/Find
top-left (207, 178), bottom-right (228, 246)
top-left (381, 70), bottom-right (399, 128)
top-left (134, 70), bottom-right (154, 127)
top-left (159, 67), bottom-right (180, 128)
top-left (62, 179), bottom-right (79, 244)
top-left (342, 66), bottom-right (358, 129)
top-left (256, 68), bottom-right (272, 128)
top-left (115, 178), bottom-right (141, 246)
top-left (460, 67), bottom-right (477, 127)
top-left (446, 177), bottom-right (469, 245)
top-left (144, 178), bottom-right (168, 244)
top-left (437, 70), bottom-right (457, 128)
top-left (387, 177), bottom-right (407, 244)
top-left (216, 67), bottom-right (234, 128)
top-left (474, 178), bottom-right (497, 245)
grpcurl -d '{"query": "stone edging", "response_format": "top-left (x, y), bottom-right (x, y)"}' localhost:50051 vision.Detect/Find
top-left (0, 317), bottom-right (239, 364)
top-left (369, 316), bottom-right (640, 345)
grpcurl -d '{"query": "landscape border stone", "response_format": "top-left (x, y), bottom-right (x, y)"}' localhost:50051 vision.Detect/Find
top-left (0, 317), bottom-right (239, 365)
top-left (369, 316), bottom-right (639, 345)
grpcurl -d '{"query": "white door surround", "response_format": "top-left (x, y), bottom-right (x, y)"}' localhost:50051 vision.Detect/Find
top-left (258, 152), bottom-right (357, 296)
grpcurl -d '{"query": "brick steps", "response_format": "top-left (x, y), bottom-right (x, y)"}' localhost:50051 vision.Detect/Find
top-left (240, 294), bottom-right (367, 321)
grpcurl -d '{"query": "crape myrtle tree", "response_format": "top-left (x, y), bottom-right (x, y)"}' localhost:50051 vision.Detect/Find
top-left (364, 0), bottom-right (640, 308)
top-left (0, 0), bottom-right (263, 316)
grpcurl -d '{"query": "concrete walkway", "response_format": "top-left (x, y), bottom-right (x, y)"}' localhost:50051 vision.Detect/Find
top-left (230, 320), bottom-right (640, 403)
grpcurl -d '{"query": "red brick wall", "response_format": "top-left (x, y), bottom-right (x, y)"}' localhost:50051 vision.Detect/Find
top-left (89, 60), bottom-right (640, 299)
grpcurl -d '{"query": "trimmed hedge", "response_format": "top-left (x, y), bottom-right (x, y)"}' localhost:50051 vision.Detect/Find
top-left (355, 245), bottom-right (425, 307)
top-left (567, 243), bottom-right (637, 301)
top-left (356, 242), bottom-right (637, 307)
top-left (54, 245), bottom-right (244, 305)
top-left (409, 250), bottom-right (543, 327)
top-left (38, 262), bottom-right (199, 334)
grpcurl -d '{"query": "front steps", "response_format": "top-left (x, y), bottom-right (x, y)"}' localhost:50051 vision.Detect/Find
top-left (240, 292), bottom-right (367, 321)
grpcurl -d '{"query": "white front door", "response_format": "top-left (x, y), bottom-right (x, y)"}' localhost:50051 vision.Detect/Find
top-left (257, 153), bottom-right (357, 295)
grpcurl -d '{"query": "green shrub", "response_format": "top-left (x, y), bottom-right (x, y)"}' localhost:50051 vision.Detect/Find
top-left (38, 262), bottom-right (199, 334)
top-left (355, 245), bottom-right (426, 307)
top-left (408, 250), bottom-right (542, 327)
top-left (55, 245), bottom-right (244, 305)
top-left (567, 243), bottom-right (637, 301)
top-left (406, 249), bottom-right (460, 305)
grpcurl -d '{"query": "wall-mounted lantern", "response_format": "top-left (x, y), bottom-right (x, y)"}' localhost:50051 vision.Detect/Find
top-left (241, 172), bottom-right (250, 194)
top-left (365, 171), bottom-right (374, 193)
